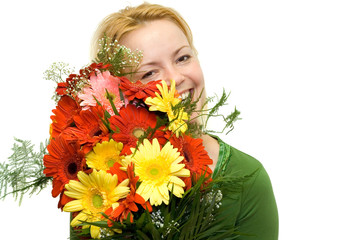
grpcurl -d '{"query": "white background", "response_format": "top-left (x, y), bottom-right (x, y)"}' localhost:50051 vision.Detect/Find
top-left (0, 0), bottom-right (359, 239)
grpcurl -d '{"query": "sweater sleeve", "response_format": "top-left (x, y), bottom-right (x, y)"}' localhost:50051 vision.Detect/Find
top-left (235, 165), bottom-right (278, 239)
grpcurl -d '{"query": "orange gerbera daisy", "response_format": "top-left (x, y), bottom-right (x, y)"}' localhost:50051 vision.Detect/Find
top-left (106, 162), bottom-right (152, 225)
top-left (119, 77), bottom-right (161, 101)
top-left (109, 104), bottom-right (166, 155)
top-left (50, 95), bottom-right (80, 139)
top-left (62, 105), bottom-right (109, 154)
top-left (43, 135), bottom-right (86, 200)
top-left (167, 133), bottom-right (213, 190)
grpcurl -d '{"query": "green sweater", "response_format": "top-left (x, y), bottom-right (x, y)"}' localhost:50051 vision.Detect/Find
top-left (213, 138), bottom-right (279, 240)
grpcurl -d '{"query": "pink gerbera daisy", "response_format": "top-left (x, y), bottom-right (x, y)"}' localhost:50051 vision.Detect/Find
top-left (78, 70), bottom-right (124, 115)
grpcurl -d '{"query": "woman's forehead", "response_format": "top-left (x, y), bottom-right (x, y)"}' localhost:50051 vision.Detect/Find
top-left (120, 20), bottom-right (189, 54)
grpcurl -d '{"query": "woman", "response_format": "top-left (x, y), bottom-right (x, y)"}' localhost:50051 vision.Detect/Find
top-left (90, 3), bottom-right (278, 239)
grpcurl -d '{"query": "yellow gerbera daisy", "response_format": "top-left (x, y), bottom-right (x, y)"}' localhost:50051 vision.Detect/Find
top-left (63, 170), bottom-right (129, 239)
top-left (130, 138), bottom-right (190, 206)
top-left (85, 139), bottom-right (124, 171)
top-left (145, 80), bottom-right (180, 112)
top-left (167, 108), bottom-right (188, 137)
top-left (145, 80), bottom-right (188, 137)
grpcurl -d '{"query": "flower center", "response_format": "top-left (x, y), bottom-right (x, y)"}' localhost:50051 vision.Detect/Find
top-left (150, 168), bottom-right (159, 176)
top-left (90, 127), bottom-right (102, 137)
top-left (132, 128), bottom-right (145, 139)
top-left (143, 161), bottom-right (170, 184)
top-left (92, 194), bottom-right (103, 209)
top-left (107, 159), bottom-right (115, 168)
top-left (183, 146), bottom-right (193, 167)
top-left (106, 91), bottom-right (116, 102)
top-left (67, 162), bottom-right (78, 176)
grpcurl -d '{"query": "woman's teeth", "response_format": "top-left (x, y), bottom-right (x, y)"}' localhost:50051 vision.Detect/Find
top-left (180, 91), bottom-right (190, 100)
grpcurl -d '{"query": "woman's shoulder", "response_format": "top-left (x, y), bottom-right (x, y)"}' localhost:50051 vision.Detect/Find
top-left (228, 145), bottom-right (262, 173)
top-left (214, 137), bottom-right (263, 178)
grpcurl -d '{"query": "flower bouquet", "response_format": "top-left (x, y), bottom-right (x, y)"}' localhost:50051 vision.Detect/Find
top-left (0, 38), bottom-right (241, 240)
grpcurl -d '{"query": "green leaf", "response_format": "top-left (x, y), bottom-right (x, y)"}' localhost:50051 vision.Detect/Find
top-left (119, 87), bottom-right (125, 103)
top-left (105, 88), bottom-right (120, 115)
top-left (136, 230), bottom-right (152, 240)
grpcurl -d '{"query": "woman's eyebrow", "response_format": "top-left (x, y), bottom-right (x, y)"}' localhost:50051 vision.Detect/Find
top-left (139, 60), bottom-right (161, 68)
top-left (174, 45), bottom-right (190, 55)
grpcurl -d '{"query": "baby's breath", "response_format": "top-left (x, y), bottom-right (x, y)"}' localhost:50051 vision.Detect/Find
top-left (43, 62), bottom-right (74, 83)
top-left (71, 76), bottom-right (89, 96)
top-left (43, 62), bottom-right (75, 102)
top-left (201, 189), bottom-right (223, 209)
top-left (95, 36), bottom-right (143, 77)
top-left (99, 228), bottom-right (114, 238)
top-left (151, 209), bottom-right (165, 228)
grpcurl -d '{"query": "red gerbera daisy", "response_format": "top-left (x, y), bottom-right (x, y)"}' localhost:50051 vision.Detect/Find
top-left (62, 105), bottom-right (109, 154)
top-left (79, 62), bottom-right (111, 78)
top-left (106, 163), bottom-right (152, 225)
top-left (119, 77), bottom-right (161, 101)
top-left (43, 135), bottom-right (86, 201)
top-left (56, 82), bottom-right (69, 96)
top-left (167, 133), bottom-right (213, 190)
top-left (50, 95), bottom-right (80, 139)
top-left (109, 104), bottom-right (166, 155)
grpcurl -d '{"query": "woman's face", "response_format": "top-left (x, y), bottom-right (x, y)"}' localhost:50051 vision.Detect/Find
top-left (120, 19), bottom-right (206, 109)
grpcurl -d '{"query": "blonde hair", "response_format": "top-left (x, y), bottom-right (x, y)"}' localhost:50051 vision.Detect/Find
top-left (91, 3), bottom-right (195, 59)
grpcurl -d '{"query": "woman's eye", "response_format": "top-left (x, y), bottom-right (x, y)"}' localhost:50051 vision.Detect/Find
top-left (177, 55), bottom-right (191, 63)
top-left (141, 70), bottom-right (156, 79)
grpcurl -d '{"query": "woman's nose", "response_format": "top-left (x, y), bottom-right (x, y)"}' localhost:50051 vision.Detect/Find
top-left (164, 66), bottom-right (185, 86)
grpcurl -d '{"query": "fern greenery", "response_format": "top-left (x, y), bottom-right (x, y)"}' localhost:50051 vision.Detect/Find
top-left (0, 138), bottom-right (51, 205)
